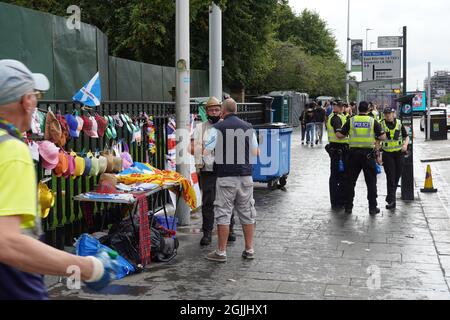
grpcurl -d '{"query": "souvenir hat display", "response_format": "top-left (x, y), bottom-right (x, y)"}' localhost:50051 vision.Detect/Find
top-left (54, 150), bottom-right (69, 177)
top-left (45, 110), bottom-right (64, 147)
top-left (38, 182), bottom-right (55, 219)
top-left (38, 141), bottom-right (59, 170)
top-left (55, 112), bottom-right (69, 146)
top-left (64, 153), bottom-right (76, 179)
top-left (81, 115), bottom-right (99, 138)
top-left (95, 114), bottom-right (108, 138)
top-left (65, 114), bottom-right (80, 138)
top-left (83, 156), bottom-right (92, 177)
top-left (121, 142), bottom-right (133, 170)
top-left (31, 109), bottom-right (45, 136)
top-left (101, 149), bottom-right (115, 173)
top-left (71, 151), bottom-right (85, 178)
top-left (105, 116), bottom-right (117, 140)
top-left (88, 152), bottom-right (100, 177)
top-left (98, 155), bottom-right (108, 175)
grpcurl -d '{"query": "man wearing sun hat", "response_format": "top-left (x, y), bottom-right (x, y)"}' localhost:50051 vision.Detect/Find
top-left (0, 59), bottom-right (115, 299)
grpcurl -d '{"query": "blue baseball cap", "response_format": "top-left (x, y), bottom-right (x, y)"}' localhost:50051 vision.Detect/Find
top-left (0, 59), bottom-right (50, 105)
top-left (83, 156), bottom-right (92, 177)
top-left (65, 114), bottom-right (79, 138)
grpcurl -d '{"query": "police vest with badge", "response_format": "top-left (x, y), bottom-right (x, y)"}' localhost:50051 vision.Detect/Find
top-left (327, 113), bottom-right (349, 145)
top-left (380, 119), bottom-right (403, 153)
top-left (348, 115), bottom-right (376, 149)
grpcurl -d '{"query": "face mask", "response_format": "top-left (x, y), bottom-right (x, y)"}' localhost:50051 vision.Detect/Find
top-left (208, 116), bottom-right (220, 124)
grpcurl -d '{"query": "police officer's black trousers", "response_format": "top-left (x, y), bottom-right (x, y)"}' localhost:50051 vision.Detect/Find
top-left (329, 149), bottom-right (349, 207)
top-left (382, 151), bottom-right (404, 204)
top-left (199, 172), bottom-right (234, 233)
top-left (347, 149), bottom-right (378, 209)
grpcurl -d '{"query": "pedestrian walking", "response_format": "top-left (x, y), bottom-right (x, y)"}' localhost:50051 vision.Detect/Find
top-left (379, 107), bottom-right (409, 210)
top-left (190, 96), bottom-right (236, 246)
top-left (336, 101), bottom-right (386, 215)
top-left (0, 60), bottom-right (113, 299)
top-left (325, 102), bottom-right (349, 210)
top-left (299, 109), bottom-right (307, 145)
top-left (204, 98), bottom-right (259, 262)
top-left (314, 103), bottom-right (326, 145)
top-left (304, 104), bottom-right (316, 147)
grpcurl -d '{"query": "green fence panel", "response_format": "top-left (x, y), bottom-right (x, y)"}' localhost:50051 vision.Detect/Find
top-left (0, 3), bottom-right (55, 99)
top-left (53, 16), bottom-right (97, 100)
top-left (141, 63), bottom-right (164, 101)
top-left (97, 28), bottom-right (109, 101)
top-left (116, 57), bottom-right (142, 101)
top-left (162, 66), bottom-right (176, 102)
top-left (109, 56), bottom-right (117, 100)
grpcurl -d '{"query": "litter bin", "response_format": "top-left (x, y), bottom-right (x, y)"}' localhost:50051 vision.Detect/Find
top-left (426, 109), bottom-right (448, 140)
top-left (252, 96), bottom-right (275, 123)
top-left (252, 123), bottom-right (293, 190)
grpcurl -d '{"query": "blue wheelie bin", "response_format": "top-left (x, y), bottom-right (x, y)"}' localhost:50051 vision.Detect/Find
top-left (252, 123), bottom-right (293, 190)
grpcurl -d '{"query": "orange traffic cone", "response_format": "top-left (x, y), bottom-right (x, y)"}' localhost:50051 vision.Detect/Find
top-left (420, 165), bottom-right (438, 193)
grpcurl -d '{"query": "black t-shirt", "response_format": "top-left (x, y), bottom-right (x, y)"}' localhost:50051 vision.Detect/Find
top-left (329, 113), bottom-right (343, 133)
top-left (383, 119), bottom-right (408, 139)
top-left (340, 115), bottom-right (384, 138)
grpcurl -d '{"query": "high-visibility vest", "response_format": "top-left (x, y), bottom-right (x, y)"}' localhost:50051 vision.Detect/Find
top-left (381, 119), bottom-right (403, 152)
top-left (327, 113), bottom-right (348, 144)
top-left (349, 115), bottom-right (376, 149)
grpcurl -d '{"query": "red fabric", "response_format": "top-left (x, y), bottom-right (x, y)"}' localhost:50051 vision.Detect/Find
top-left (80, 202), bottom-right (95, 230)
top-left (134, 193), bottom-right (151, 266)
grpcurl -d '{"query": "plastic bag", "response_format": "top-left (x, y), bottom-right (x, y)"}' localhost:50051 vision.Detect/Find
top-left (75, 233), bottom-right (136, 280)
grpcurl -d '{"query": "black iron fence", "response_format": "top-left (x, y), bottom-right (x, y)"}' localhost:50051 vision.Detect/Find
top-left (35, 100), bottom-right (266, 249)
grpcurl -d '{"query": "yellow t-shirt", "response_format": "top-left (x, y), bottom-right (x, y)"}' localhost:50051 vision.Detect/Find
top-left (0, 129), bottom-right (38, 230)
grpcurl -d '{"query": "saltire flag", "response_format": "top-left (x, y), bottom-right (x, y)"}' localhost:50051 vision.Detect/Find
top-left (72, 72), bottom-right (101, 107)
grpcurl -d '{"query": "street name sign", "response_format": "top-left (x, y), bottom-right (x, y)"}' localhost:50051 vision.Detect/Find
top-left (362, 50), bottom-right (401, 82)
top-left (378, 36), bottom-right (403, 48)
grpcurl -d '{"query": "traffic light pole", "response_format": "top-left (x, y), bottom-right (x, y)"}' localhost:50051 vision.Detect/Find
top-left (400, 26), bottom-right (415, 201)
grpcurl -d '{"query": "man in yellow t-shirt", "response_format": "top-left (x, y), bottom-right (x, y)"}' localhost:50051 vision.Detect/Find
top-left (0, 60), bottom-right (112, 299)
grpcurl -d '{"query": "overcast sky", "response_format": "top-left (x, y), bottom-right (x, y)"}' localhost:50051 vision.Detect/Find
top-left (289, 0), bottom-right (449, 91)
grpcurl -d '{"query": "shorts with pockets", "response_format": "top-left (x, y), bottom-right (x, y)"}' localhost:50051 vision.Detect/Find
top-left (214, 176), bottom-right (257, 225)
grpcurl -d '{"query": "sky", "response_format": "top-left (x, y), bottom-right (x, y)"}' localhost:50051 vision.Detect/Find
top-left (289, 0), bottom-right (450, 91)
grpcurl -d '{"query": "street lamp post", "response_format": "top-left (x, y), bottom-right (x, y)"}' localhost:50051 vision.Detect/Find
top-left (365, 28), bottom-right (373, 51)
top-left (345, 0), bottom-right (351, 103)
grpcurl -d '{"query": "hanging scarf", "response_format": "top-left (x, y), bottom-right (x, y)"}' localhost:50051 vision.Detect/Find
top-left (133, 193), bottom-right (151, 266)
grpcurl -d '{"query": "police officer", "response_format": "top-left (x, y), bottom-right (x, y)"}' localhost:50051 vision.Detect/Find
top-left (379, 107), bottom-right (409, 210)
top-left (326, 101), bottom-right (349, 210)
top-left (336, 101), bottom-right (386, 215)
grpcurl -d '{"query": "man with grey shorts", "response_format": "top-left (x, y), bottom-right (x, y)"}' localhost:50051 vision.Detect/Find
top-left (204, 98), bottom-right (259, 262)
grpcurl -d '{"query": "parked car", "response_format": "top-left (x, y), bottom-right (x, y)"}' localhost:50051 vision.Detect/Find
top-left (420, 105), bottom-right (450, 131)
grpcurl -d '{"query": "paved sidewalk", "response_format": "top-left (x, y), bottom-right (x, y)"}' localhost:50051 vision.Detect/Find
top-left (48, 122), bottom-right (450, 300)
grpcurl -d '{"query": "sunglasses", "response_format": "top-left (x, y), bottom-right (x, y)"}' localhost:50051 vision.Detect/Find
top-left (30, 91), bottom-right (44, 99)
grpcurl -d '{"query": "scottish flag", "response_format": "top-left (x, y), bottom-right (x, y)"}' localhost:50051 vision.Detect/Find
top-left (72, 72), bottom-right (101, 107)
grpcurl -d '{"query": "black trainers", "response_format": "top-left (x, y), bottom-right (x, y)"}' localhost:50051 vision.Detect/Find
top-left (228, 231), bottom-right (236, 242)
top-left (386, 202), bottom-right (396, 210)
top-left (369, 207), bottom-right (381, 215)
top-left (345, 207), bottom-right (353, 214)
top-left (200, 232), bottom-right (212, 246)
top-left (242, 250), bottom-right (255, 260)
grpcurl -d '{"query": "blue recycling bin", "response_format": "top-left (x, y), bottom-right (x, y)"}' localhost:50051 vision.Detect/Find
top-left (252, 123), bottom-right (293, 189)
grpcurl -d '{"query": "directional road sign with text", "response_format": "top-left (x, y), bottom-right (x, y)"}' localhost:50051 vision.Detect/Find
top-left (362, 50), bottom-right (401, 82)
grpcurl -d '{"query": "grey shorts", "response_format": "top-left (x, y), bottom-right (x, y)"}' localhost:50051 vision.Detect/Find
top-left (214, 176), bottom-right (257, 225)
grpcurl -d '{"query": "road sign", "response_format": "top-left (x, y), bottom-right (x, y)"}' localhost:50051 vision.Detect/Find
top-left (378, 36), bottom-right (403, 48)
top-left (362, 50), bottom-right (401, 82)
